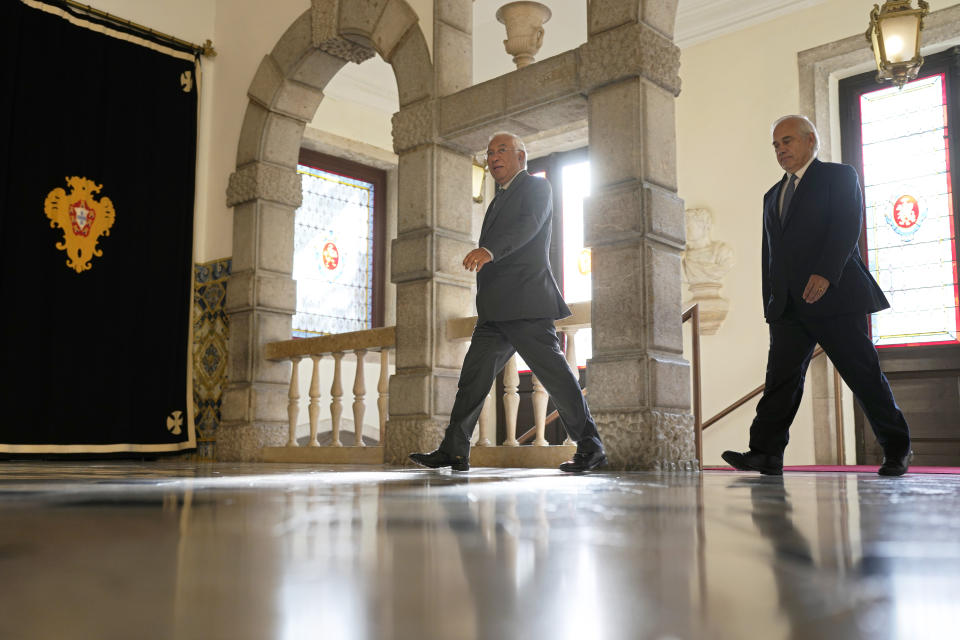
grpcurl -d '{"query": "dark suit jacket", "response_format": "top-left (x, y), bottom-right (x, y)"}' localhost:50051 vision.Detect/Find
top-left (761, 158), bottom-right (889, 321)
top-left (476, 171), bottom-right (570, 323)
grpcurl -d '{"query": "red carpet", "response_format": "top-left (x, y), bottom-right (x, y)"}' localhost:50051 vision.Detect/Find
top-left (706, 465), bottom-right (960, 474)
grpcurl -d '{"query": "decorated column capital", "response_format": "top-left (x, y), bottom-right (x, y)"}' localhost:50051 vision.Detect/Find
top-left (226, 162), bottom-right (302, 208)
top-left (391, 99), bottom-right (437, 153)
top-left (579, 22), bottom-right (681, 96)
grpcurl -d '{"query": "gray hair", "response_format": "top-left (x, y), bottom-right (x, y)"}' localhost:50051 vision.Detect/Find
top-left (487, 131), bottom-right (528, 168)
top-left (771, 115), bottom-right (820, 156)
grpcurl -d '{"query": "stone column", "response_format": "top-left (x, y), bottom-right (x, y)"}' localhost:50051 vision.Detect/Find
top-left (385, 104), bottom-right (476, 463)
top-left (220, 160), bottom-right (304, 461)
top-left (385, 2), bottom-right (475, 464)
top-left (434, 0), bottom-right (472, 96)
top-left (579, 15), bottom-right (696, 470)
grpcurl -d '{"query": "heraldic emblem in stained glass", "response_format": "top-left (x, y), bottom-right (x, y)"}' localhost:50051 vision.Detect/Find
top-left (44, 176), bottom-right (116, 273)
top-left (885, 194), bottom-right (926, 242)
top-left (322, 241), bottom-right (340, 271)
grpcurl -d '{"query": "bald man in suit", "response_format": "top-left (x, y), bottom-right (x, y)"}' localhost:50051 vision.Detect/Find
top-left (409, 132), bottom-right (606, 473)
top-left (722, 115), bottom-right (911, 477)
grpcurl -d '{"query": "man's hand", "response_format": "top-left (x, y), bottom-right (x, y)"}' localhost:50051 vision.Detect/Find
top-left (802, 274), bottom-right (830, 303)
top-left (463, 248), bottom-right (492, 272)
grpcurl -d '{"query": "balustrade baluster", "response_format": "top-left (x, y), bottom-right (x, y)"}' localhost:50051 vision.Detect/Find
top-left (353, 349), bottom-right (367, 447)
top-left (330, 352), bottom-right (344, 447)
top-left (477, 384), bottom-right (495, 446)
top-left (503, 355), bottom-right (519, 446)
top-left (531, 374), bottom-right (548, 446)
top-left (308, 355), bottom-right (322, 447)
top-left (378, 349), bottom-right (389, 444)
top-left (287, 357), bottom-right (301, 447)
top-left (562, 328), bottom-right (578, 446)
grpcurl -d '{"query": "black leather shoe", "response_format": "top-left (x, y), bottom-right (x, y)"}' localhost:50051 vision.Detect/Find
top-left (878, 450), bottom-right (911, 477)
top-left (721, 450), bottom-right (783, 476)
top-left (559, 449), bottom-right (607, 473)
top-left (409, 449), bottom-right (469, 471)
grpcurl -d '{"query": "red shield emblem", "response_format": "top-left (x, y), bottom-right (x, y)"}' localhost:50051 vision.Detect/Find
top-left (892, 195), bottom-right (919, 230)
top-left (69, 200), bottom-right (96, 237)
top-left (322, 242), bottom-right (340, 270)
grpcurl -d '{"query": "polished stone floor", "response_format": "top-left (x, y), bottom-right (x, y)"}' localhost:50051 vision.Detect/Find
top-left (1, 462), bottom-right (958, 640)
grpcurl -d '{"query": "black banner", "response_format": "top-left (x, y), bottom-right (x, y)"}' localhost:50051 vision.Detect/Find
top-left (0, 1), bottom-right (198, 454)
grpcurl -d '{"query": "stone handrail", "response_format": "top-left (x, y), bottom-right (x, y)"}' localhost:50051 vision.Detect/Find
top-left (445, 301), bottom-right (591, 341)
top-left (264, 326), bottom-right (395, 360)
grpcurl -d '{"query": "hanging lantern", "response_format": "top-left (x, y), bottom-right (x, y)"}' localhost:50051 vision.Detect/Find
top-left (866, 1), bottom-right (930, 88)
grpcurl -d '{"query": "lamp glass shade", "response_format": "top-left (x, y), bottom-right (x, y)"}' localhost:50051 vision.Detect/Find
top-left (878, 13), bottom-right (921, 63)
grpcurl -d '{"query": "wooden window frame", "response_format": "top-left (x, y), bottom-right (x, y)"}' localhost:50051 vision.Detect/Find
top-left (527, 146), bottom-right (589, 295)
top-left (297, 148), bottom-right (387, 329)
top-left (839, 47), bottom-right (960, 465)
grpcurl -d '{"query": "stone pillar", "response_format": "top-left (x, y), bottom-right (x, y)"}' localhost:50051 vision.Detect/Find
top-left (579, 16), bottom-right (696, 470)
top-left (386, 104), bottom-right (476, 463)
top-left (220, 161), bottom-right (303, 461)
top-left (434, 0), bottom-right (472, 96)
top-left (811, 356), bottom-right (842, 464)
top-left (385, 3), bottom-right (474, 464)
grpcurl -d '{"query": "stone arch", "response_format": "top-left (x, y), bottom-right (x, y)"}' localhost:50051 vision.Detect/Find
top-left (219, 0), bottom-right (434, 461)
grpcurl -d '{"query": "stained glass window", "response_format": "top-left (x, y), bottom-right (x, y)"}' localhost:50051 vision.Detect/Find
top-left (860, 73), bottom-right (960, 347)
top-left (292, 164), bottom-right (375, 337)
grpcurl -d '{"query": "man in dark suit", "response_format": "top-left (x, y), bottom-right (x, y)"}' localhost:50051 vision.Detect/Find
top-left (722, 115), bottom-right (912, 477)
top-left (409, 132), bottom-right (606, 473)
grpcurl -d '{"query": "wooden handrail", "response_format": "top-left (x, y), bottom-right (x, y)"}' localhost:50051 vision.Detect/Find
top-left (682, 304), bottom-right (702, 468)
top-left (516, 388), bottom-right (587, 444)
top-left (701, 346), bottom-right (825, 430)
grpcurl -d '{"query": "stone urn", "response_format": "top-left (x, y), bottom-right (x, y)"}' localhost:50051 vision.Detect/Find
top-left (496, 1), bottom-right (552, 69)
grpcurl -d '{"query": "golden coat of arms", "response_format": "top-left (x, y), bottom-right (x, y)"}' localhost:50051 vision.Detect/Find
top-left (44, 176), bottom-right (116, 273)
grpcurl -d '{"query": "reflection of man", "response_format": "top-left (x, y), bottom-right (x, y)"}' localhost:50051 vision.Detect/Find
top-left (735, 476), bottom-right (864, 639)
top-left (410, 132), bottom-right (605, 473)
top-left (722, 115), bottom-right (911, 477)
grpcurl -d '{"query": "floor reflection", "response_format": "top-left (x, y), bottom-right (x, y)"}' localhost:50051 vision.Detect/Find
top-left (0, 463), bottom-right (958, 639)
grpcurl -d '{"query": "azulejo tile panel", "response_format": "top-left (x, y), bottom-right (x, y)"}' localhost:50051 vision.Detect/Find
top-left (193, 258), bottom-right (231, 461)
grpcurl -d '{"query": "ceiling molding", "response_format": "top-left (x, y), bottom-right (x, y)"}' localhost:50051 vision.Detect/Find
top-left (675, 0), bottom-right (830, 48)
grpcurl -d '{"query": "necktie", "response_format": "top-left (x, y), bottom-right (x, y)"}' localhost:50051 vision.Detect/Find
top-left (780, 174), bottom-right (797, 220)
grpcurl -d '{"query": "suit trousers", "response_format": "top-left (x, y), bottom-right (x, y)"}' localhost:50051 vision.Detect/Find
top-left (749, 302), bottom-right (910, 459)
top-left (439, 318), bottom-right (602, 458)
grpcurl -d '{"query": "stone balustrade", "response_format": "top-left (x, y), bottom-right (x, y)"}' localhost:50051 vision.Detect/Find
top-left (261, 327), bottom-right (394, 463)
top-left (446, 301), bottom-right (590, 467)
top-left (259, 301), bottom-right (705, 469)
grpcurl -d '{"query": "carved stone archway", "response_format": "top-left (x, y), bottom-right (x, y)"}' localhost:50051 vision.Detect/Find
top-left (219, 0), bottom-right (450, 460)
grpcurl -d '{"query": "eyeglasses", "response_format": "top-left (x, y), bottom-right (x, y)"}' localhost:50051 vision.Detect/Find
top-left (485, 146), bottom-right (520, 159)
